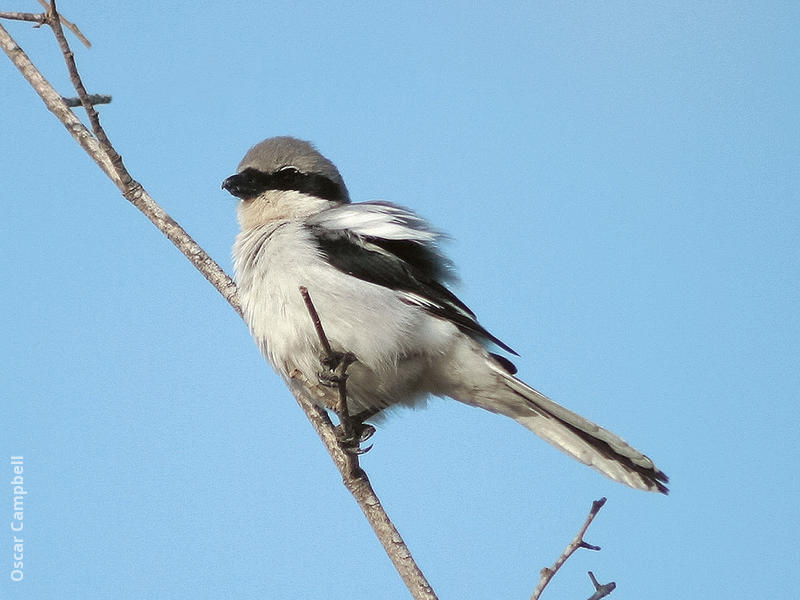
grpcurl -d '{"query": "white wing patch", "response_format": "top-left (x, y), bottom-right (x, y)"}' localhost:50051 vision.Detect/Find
top-left (308, 201), bottom-right (439, 243)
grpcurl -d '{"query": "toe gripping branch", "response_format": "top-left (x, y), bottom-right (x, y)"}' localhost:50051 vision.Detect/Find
top-left (299, 286), bottom-right (375, 454)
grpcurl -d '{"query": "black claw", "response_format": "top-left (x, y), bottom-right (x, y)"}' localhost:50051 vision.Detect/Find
top-left (348, 443), bottom-right (374, 455)
top-left (317, 370), bottom-right (341, 388)
top-left (356, 423), bottom-right (376, 443)
top-left (335, 420), bottom-right (376, 454)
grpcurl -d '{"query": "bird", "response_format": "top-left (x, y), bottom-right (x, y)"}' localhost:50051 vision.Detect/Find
top-left (222, 136), bottom-right (668, 494)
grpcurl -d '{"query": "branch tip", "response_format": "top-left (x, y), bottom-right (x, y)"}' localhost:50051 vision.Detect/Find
top-left (530, 498), bottom-right (610, 600)
top-left (579, 541), bottom-right (602, 551)
top-left (587, 571), bottom-right (616, 600)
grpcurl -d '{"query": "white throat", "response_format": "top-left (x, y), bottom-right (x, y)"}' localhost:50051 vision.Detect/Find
top-left (237, 189), bottom-right (339, 230)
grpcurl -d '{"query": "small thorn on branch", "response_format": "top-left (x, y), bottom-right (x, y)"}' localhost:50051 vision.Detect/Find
top-left (62, 93), bottom-right (111, 106)
top-left (578, 541), bottom-right (602, 551)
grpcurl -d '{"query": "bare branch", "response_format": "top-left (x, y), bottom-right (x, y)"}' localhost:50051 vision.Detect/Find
top-left (289, 368), bottom-right (438, 599)
top-left (46, 1), bottom-right (113, 160)
top-left (294, 287), bottom-right (432, 594)
top-left (2, 17), bottom-right (436, 600)
top-left (0, 11), bottom-right (47, 23)
top-left (0, 4), bottom-right (90, 48)
top-left (0, 21), bottom-right (117, 181)
top-left (531, 497), bottom-right (608, 600)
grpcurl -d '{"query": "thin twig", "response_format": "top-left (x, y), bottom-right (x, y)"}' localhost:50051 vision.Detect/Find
top-left (1, 18), bottom-right (437, 600)
top-left (36, 0), bottom-right (90, 47)
top-left (0, 5), bottom-right (90, 48)
top-left (0, 11), bottom-right (47, 23)
top-left (62, 93), bottom-right (111, 106)
top-left (531, 497), bottom-right (608, 600)
top-left (587, 571), bottom-right (616, 600)
top-left (0, 21), bottom-right (118, 182)
top-left (298, 286), bottom-right (362, 468)
top-left (47, 1), bottom-right (115, 167)
top-left (299, 286), bottom-right (333, 356)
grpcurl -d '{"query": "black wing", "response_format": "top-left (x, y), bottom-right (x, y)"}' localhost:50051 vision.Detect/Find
top-left (307, 225), bottom-right (517, 357)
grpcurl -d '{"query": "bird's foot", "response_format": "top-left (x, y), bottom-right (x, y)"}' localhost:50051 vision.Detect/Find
top-left (317, 350), bottom-right (357, 388)
top-left (315, 350), bottom-right (373, 453)
top-left (335, 410), bottom-right (377, 455)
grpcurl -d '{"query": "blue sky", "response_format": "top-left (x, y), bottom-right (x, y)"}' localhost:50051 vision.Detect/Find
top-left (2, 2), bottom-right (798, 598)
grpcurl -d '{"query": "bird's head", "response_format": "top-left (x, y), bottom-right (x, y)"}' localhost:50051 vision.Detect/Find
top-left (222, 136), bottom-right (349, 229)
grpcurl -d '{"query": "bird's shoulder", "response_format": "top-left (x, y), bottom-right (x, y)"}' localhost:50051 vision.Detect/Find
top-left (307, 201), bottom-right (438, 242)
top-left (306, 201), bottom-right (453, 283)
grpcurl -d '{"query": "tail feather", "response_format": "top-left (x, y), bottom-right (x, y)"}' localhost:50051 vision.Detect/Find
top-left (486, 370), bottom-right (669, 493)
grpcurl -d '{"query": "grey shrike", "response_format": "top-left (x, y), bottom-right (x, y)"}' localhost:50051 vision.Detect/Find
top-left (223, 136), bottom-right (668, 494)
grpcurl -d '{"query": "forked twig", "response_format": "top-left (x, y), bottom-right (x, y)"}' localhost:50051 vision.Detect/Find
top-left (46, 1), bottom-right (118, 169)
top-left (531, 497), bottom-right (608, 600)
top-left (36, 0), bottom-right (90, 47)
top-left (0, 3), bottom-right (90, 48)
top-left (587, 571), bottom-right (616, 600)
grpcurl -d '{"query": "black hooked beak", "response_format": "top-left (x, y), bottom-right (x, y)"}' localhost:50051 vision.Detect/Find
top-left (221, 171), bottom-right (260, 200)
